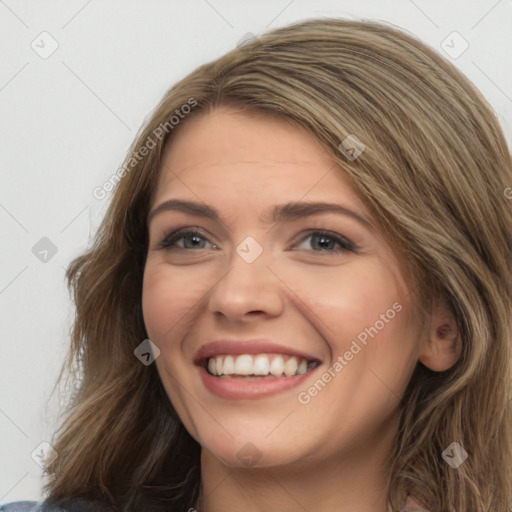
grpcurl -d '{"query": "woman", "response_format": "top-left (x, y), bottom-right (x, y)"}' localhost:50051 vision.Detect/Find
top-left (2, 17), bottom-right (511, 512)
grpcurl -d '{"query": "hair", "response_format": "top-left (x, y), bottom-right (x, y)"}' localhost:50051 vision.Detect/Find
top-left (41, 17), bottom-right (512, 512)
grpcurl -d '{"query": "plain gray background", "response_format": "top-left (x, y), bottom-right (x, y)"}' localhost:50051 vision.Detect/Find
top-left (1, 0), bottom-right (511, 503)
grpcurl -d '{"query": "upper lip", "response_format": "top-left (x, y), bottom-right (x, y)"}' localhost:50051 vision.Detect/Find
top-left (193, 339), bottom-right (322, 365)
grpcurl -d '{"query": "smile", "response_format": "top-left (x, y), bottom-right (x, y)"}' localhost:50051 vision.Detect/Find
top-left (193, 339), bottom-right (322, 400)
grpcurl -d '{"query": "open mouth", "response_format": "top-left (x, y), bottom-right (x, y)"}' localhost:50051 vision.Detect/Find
top-left (198, 353), bottom-right (321, 379)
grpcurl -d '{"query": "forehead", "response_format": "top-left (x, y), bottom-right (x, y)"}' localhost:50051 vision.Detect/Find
top-left (166, 106), bottom-right (329, 165)
top-left (153, 106), bottom-right (366, 212)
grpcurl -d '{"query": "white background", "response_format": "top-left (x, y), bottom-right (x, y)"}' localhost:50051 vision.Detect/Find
top-left (1, 0), bottom-right (511, 503)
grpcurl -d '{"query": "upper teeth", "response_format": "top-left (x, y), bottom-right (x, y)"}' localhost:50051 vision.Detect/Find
top-left (206, 354), bottom-right (313, 377)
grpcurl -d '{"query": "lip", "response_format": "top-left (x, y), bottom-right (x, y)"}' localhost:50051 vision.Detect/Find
top-left (193, 338), bottom-right (322, 365)
top-left (193, 338), bottom-right (323, 400)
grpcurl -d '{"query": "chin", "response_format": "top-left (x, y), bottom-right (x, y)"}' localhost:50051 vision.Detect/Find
top-left (200, 430), bottom-right (307, 469)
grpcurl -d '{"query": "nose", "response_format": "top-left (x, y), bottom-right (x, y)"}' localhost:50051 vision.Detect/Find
top-left (207, 244), bottom-right (285, 322)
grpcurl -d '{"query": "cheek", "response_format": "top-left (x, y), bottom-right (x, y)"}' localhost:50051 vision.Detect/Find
top-left (141, 263), bottom-right (202, 429)
top-left (284, 258), bottom-right (401, 339)
top-left (320, 262), bottom-right (418, 394)
top-left (142, 262), bottom-right (208, 340)
top-left (284, 258), bottom-right (416, 385)
top-left (142, 265), bottom-right (177, 341)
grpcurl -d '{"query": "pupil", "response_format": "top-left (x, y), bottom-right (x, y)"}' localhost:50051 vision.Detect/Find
top-left (314, 235), bottom-right (333, 250)
top-left (185, 235), bottom-right (203, 249)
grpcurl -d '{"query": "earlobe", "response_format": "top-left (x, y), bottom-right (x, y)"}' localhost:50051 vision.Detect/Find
top-left (417, 302), bottom-right (461, 372)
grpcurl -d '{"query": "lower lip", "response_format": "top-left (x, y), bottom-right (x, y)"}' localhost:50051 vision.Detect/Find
top-left (197, 364), bottom-right (320, 400)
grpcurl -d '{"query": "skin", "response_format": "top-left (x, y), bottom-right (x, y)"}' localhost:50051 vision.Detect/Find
top-left (142, 106), bottom-right (461, 512)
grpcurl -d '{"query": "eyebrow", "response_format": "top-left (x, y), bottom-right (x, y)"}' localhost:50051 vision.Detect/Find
top-left (147, 199), bottom-right (373, 229)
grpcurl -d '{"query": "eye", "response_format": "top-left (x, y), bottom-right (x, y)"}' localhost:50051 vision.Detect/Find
top-left (291, 230), bottom-right (358, 254)
top-left (156, 228), bottom-right (358, 255)
top-left (156, 227), bottom-right (218, 251)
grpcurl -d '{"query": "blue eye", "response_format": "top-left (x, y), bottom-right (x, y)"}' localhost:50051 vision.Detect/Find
top-left (293, 230), bottom-right (357, 254)
top-left (157, 228), bottom-right (358, 254)
top-left (157, 228), bottom-right (216, 251)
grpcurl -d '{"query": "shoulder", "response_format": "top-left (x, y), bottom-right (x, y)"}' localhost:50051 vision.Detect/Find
top-left (0, 502), bottom-right (67, 512)
top-left (0, 500), bottom-right (107, 512)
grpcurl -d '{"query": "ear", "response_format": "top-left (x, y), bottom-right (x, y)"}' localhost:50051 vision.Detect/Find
top-left (417, 300), bottom-right (461, 372)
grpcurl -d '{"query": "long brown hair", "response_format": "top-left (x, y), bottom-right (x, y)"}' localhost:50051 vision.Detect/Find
top-left (42, 18), bottom-right (512, 512)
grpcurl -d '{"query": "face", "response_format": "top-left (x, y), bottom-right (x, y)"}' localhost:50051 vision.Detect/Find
top-left (142, 106), bottom-right (425, 470)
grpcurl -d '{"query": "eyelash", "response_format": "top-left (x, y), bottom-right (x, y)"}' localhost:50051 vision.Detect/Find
top-left (156, 227), bottom-right (358, 255)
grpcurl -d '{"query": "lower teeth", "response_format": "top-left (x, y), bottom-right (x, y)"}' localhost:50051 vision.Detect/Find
top-left (218, 374), bottom-right (287, 380)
